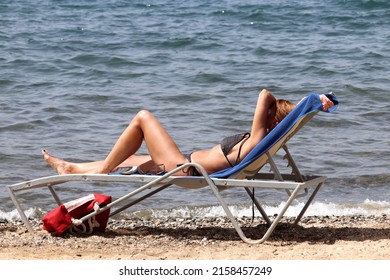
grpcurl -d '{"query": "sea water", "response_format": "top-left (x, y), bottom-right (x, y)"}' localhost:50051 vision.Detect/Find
top-left (1, 0), bottom-right (389, 220)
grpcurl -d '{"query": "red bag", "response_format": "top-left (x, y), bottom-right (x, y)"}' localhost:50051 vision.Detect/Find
top-left (42, 193), bottom-right (111, 235)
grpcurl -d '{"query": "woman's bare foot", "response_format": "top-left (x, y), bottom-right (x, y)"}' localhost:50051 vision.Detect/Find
top-left (42, 150), bottom-right (76, 175)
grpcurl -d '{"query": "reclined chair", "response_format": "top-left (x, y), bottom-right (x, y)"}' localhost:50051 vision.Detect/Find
top-left (7, 92), bottom-right (338, 244)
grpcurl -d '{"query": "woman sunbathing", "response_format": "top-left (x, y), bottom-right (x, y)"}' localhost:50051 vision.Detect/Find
top-left (43, 89), bottom-right (334, 176)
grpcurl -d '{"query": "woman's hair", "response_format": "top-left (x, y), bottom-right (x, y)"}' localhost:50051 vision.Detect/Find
top-left (275, 99), bottom-right (296, 123)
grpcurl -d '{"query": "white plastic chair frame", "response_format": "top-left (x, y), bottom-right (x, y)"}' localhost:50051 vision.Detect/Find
top-left (7, 143), bottom-right (325, 244)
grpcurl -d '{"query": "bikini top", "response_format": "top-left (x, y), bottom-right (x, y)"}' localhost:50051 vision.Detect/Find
top-left (220, 132), bottom-right (250, 167)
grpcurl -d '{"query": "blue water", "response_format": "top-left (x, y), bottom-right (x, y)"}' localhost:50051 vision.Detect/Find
top-left (1, 0), bottom-right (389, 220)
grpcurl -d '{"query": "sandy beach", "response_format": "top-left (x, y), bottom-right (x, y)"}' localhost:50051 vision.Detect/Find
top-left (0, 215), bottom-right (389, 260)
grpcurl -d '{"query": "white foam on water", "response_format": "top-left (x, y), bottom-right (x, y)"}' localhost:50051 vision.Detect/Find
top-left (145, 199), bottom-right (390, 219)
top-left (0, 208), bottom-right (38, 221)
top-left (1, 200), bottom-right (389, 222)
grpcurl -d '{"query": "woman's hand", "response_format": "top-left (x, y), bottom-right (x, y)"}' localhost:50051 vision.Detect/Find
top-left (319, 94), bottom-right (334, 111)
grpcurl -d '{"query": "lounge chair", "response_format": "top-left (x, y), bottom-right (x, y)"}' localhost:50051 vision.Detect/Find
top-left (6, 92), bottom-right (338, 244)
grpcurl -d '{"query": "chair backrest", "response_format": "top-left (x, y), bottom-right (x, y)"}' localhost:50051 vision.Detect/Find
top-left (210, 93), bottom-right (331, 179)
top-left (230, 110), bottom-right (318, 179)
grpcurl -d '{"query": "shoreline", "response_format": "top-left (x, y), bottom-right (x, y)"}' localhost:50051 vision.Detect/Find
top-left (0, 215), bottom-right (389, 260)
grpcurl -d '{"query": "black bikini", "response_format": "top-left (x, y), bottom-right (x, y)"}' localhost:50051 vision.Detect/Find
top-left (220, 132), bottom-right (250, 167)
top-left (181, 153), bottom-right (201, 176)
top-left (180, 132), bottom-right (250, 176)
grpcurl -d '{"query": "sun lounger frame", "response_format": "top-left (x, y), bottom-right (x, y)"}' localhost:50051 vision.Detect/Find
top-left (7, 143), bottom-right (325, 244)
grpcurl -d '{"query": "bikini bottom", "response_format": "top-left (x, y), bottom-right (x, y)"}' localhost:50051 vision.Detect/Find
top-left (180, 153), bottom-right (201, 176)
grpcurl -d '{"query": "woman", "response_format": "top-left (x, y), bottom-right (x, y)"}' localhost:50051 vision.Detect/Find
top-left (43, 89), bottom-right (334, 176)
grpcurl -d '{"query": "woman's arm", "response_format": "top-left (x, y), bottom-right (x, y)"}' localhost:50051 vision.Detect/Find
top-left (320, 94), bottom-right (334, 111)
top-left (298, 94), bottom-right (335, 111)
top-left (249, 89), bottom-right (276, 142)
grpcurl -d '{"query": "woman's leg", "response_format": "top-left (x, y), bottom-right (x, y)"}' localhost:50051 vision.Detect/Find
top-left (42, 151), bottom-right (152, 174)
top-left (98, 110), bottom-right (187, 173)
top-left (43, 110), bottom-right (187, 174)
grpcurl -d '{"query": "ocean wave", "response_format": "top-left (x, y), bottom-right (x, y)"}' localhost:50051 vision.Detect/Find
top-left (0, 120), bottom-right (46, 132)
top-left (328, 174), bottom-right (390, 188)
top-left (3, 200), bottom-right (388, 223)
top-left (139, 200), bottom-right (390, 219)
top-left (349, 0), bottom-right (390, 9)
top-left (0, 208), bottom-right (40, 221)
